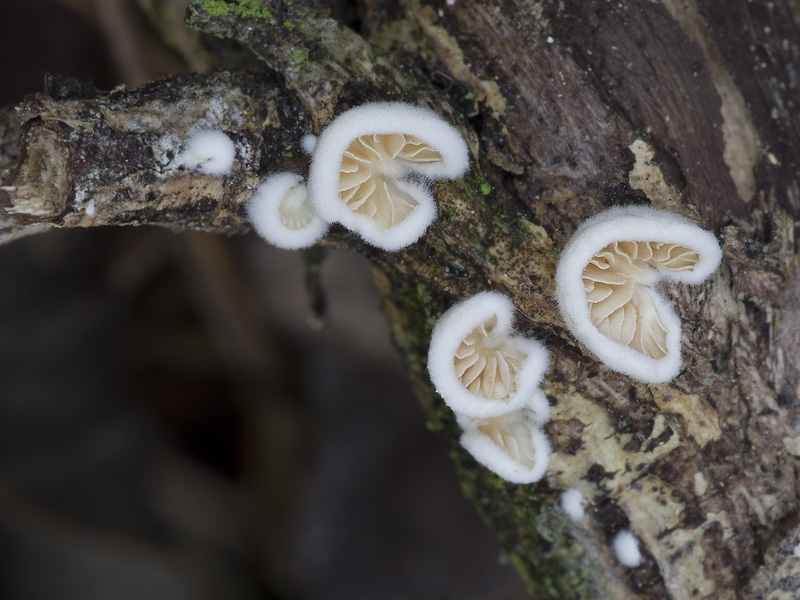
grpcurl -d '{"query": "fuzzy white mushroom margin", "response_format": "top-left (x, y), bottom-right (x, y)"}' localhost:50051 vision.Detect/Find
top-left (555, 205), bottom-right (722, 383)
top-left (457, 403), bottom-right (551, 484)
top-left (427, 292), bottom-right (550, 419)
top-left (307, 102), bottom-right (469, 251)
top-left (246, 173), bottom-right (328, 250)
top-left (179, 129), bottom-right (236, 175)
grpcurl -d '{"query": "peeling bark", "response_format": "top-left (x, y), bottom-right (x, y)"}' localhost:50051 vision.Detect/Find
top-left (2, 0), bottom-right (800, 597)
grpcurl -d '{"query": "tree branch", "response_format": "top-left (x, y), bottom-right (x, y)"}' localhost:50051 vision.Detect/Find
top-left (0, 71), bottom-right (304, 241)
top-left (2, 0), bottom-right (800, 597)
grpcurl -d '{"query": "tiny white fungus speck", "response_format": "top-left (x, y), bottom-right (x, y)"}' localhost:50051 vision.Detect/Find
top-left (85, 199), bottom-right (95, 217)
top-left (793, 543), bottom-right (800, 559)
top-left (561, 488), bottom-right (585, 521)
top-left (547, 36), bottom-right (554, 44)
top-left (301, 134), bottom-right (318, 155)
top-left (613, 530), bottom-right (642, 567)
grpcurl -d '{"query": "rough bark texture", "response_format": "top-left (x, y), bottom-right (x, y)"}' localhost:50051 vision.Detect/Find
top-left (2, 0), bottom-right (800, 597)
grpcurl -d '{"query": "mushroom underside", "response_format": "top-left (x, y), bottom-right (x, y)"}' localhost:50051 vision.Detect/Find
top-left (453, 316), bottom-right (527, 401)
top-left (475, 413), bottom-right (538, 469)
top-left (582, 240), bottom-right (700, 358)
top-left (279, 184), bottom-right (315, 230)
top-left (338, 133), bottom-right (442, 229)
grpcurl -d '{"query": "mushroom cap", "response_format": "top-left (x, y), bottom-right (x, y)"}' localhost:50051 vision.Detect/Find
top-left (561, 488), bottom-right (586, 521)
top-left (301, 134), bottom-right (318, 155)
top-left (307, 102), bottom-right (469, 251)
top-left (554, 205), bottom-right (722, 383)
top-left (181, 129), bottom-right (236, 175)
top-left (246, 173), bottom-right (328, 250)
top-left (427, 291), bottom-right (550, 419)
top-left (457, 406), bottom-right (551, 483)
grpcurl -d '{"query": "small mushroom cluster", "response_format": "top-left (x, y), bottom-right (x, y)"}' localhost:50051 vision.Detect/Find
top-left (246, 102), bottom-right (469, 251)
top-left (424, 206), bottom-right (721, 487)
top-left (221, 99), bottom-right (724, 567)
top-left (427, 292), bottom-right (552, 483)
top-left (422, 204), bottom-right (719, 568)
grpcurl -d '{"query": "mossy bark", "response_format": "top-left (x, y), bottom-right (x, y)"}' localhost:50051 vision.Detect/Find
top-left (2, 0), bottom-right (800, 597)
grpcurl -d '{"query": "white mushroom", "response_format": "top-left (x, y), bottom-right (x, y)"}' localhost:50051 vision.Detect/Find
top-left (612, 530), bottom-right (643, 567)
top-left (555, 205), bottom-right (722, 383)
top-left (561, 488), bottom-right (587, 521)
top-left (246, 173), bottom-right (328, 250)
top-left (457, 404), bottom-right (551, 483)
top-left (307, 102), bottom-right (469, 251)
top-left (179, 129), bottom-right (236, 175)
top-left (301, 133), bottom-right (318, 155)
top-left (427, 292), bottom-right (550, 419)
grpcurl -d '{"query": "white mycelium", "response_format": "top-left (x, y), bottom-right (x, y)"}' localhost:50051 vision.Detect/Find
top-left (555, 205), bottom-right (722, 383)
top-left (246, 173), bottom-right (328, 250)
top-left (180, 129), bottom-right (236, 175)
top-left (308, 102), bottom-right (469, 251)
top-left (612, 530), bottom-right (643, 567)
top-left (457, 407), bottom-right (551, 484)
top-left (427, 292), bottom-right (550, 419)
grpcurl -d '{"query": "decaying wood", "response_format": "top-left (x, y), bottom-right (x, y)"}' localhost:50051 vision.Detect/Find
top-left (0, 71), bottom-right (296, 241)
top-left (2, 0), bottom-right (800, 597)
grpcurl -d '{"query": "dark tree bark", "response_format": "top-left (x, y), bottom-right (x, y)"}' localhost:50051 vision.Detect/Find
top-left (2, 0), bottom-right (800, 597)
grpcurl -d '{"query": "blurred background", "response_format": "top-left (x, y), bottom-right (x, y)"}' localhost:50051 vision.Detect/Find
top-left (0, 1), bottom-right (527, 598)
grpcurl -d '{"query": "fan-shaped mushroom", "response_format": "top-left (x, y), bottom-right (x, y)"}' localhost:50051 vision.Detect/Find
top-left (246, 173), bottom-right (328, 250)
top-left (457, 403), bottom-right (551, 483)
top-left (308, 102), bottom-right (469, 251)
top-left (427, 292), bottom-right (550, 419)
top-left (555, 206), bottom-right (722, 383)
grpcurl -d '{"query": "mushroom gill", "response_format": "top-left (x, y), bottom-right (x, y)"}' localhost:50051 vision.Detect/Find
top-left (453, 316), bottom-right (527, 401)
top-left (278, 184), bottom-right (316, 231)
top-left (475, 413), bottom-right (538, 469)
top-left (338, 134), bottom-right (442, 229)
top-left (582, 241), bottom-right (700, 358)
